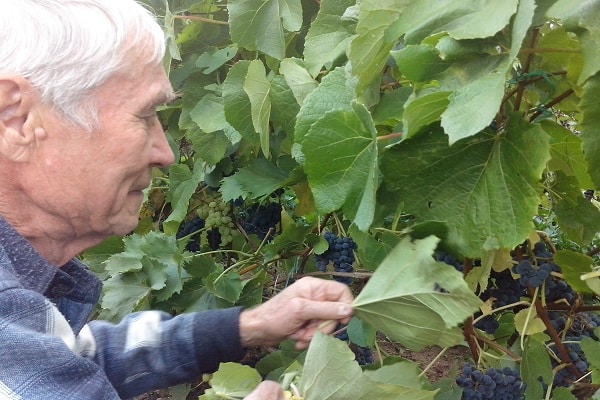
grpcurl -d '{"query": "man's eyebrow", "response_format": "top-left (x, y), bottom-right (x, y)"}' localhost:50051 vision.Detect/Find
top-left (151, 89), bottom-right (179, 108)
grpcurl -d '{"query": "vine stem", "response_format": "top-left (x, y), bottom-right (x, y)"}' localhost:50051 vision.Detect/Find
top-left (514, 27), bottom-right (540, 111)
top-left (519, 48), bottom-right (581, 54)
top-left (418, 347), bottom-right (448, 378)
top-left (529, 89), bottom-right (575, 121)
top-left (305, 270), bottom-right (374, 279)
top-left (476, 335), bottom-right (521, 362)
top-left (376, 132), bottom-right (403, 141)
top-left (463, 316), bottom-right (481, 362)
top-left (172, 15), bottom-right (228, 25)
top-left (531, 289), bottom-right (581, 379)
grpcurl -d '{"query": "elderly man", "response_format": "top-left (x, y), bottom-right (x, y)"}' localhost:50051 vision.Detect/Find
top-left (0, 1), bottom-right (353, 399)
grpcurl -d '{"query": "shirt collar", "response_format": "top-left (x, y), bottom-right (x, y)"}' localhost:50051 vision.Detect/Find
top-left (0, 216), bottom-right (101, 303)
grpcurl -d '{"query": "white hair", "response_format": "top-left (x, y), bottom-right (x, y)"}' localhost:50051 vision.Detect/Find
top-left (0, 0), bottom-right (166, 130)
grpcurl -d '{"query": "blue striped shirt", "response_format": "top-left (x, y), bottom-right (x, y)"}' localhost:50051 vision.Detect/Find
top-left (0, 217), bottom-right (245, 399)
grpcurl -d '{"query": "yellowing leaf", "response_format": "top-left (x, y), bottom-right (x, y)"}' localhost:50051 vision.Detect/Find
top-left (514, 307), bottom-right (546, 337)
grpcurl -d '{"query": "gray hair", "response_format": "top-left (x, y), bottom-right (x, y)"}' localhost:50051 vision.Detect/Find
top-left (0, 0), bottom-right (166, 130)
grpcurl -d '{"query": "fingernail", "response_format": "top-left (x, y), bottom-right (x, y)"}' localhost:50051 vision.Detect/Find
top-left (337, 304), bottom-right (351, 317)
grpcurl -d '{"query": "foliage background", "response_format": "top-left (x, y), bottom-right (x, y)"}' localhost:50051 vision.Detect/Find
top-left (82, 0), bottom-right (600, 398)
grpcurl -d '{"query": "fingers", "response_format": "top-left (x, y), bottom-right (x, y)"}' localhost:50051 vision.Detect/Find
top-left (244, 380), bottom-right (285, 400)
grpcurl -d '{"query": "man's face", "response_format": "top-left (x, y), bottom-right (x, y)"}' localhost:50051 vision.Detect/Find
top-left (30, 57), bottom-right (175, 238)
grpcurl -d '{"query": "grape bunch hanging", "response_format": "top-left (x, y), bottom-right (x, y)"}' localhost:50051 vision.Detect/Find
top-left (315, 232), bottom-right (357, 285)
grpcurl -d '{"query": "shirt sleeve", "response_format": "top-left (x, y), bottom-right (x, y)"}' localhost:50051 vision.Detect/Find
top-left (0, 286), bottom-right (247, 399)
top-left (0, 287), bottom-right (121, 400)
top-left (86, 307), bottom-right (247, 398)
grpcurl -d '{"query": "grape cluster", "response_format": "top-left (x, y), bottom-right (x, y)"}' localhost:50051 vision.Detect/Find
top-left (474, 315), bottom-right (500, 335)
top-left (513, 259), bottom-right (553, 288)
top-left (435, 251), bottom-right (464, 272)
top-left (480, 270), bottom-right (524, 308)
top-left (350, 344), bottom-right (374, 365)
top-left (332, 324), bottom-right (374, 365)
top-left (315, 232), bottom-right (357, 284)
top-left (176, 216), bottom-right (205, 252)
top-left (512, 242), bottom-right (577, 304)
top-left (456, 364), bottom-right (525, 399)
top-left (197, 196), bottom-right (236, 249)
top-left (551, 338), bottom-right (590, 388)
top-left (241, 202), bottom-right (282, 240)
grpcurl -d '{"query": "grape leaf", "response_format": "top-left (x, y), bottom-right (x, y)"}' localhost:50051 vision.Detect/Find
top-left (397, 0), bottom-right (519, 44)
top-left (223, 61), bottom-right (260, 148)
top-left (381, 117), bottom-right (550, 258)
top-left (99, 273), bottom-right (151, 322)
top-left (303, 103), bottom-right (379, 231)
top-left (390, 45), bottom-right (449, 82)
top-left (199, 362), bottom-right (262, 400)
top-left (300, 333), bottom-right (437, 400)
top-left (551, 171), bottom-right (600, 245)
top-left (279, 58), bottom-right (318, 106)
top-left (269, 75), bottom-right (300, 135)
top-left (244, 60), bottom-right (272, 158)
top-left (547, 0), bottom-right (600, 84)
top-left (352, 235), bottom-right (483, 351)
top-left (165, 158), bottom-right (204, 224)
top-left (303, 0), bottom-right (357, 77)
top-left (542, 120), bottom-right (594, 190)
top-left (581, 337), bottom-right (600, 372)
top-left (348, 0), bottom-right (409, 92)
top-left (203, 271), bottom-right (243, 304)
top-left (521, 334), bottom-right (553, 400)
top-left (220, 157), bottom-right (292, 202)
top-left (439, 0), bottom-right (534, 142)
top-left (294, 66), bottom-right (356, 146)
top-left (227, 0), bottom-right (302, 60)
top-left (554, 249), bottom-right (595, 294)
top-left (514, 307), bottom-right (546, 336)
top-left (402, 91), bottom-right (451, 138)
top-left (579, 73), bottom-right (600, 188)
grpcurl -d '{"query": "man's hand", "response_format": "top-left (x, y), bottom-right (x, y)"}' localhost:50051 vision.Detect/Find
top-left (243, 380), bottom-right (284, 400)
top-left (239, 277), bottom-right (354, 350)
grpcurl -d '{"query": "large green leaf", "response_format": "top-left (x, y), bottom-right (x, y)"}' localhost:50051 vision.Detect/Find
top-left (554, 249), bottom-right (595, 294)
top-left (348, 0), bottom-right (410, 92)
top-left (402, 91), bottom-right (451, 138)
top-left (199, 362), bottom-right (262, 400)
top-left (396, 0), bottom-right (519, 44)
top-left (294, 67), bottom-right (356, 146)
top-left (303, 103), bottom-right (379, 231)
top-left (440, 0), bottom-right (534, 142)
top-left (541, 120), bottom-right (593, 189)
top-left (269, 75), bottom-right (300, 135)
top-left (223, 61), bottom-right (260, 148)
top-left (521, 334), bottom-right (553, 400)
top-left (100, 273), bottom-right (151, 321)
top-left (279, 58), bottom-right (318, 106)
top-left (300, 333), bottom-right (437, 400)
top-left (547, 0), bottom-right (600, 84)
top-left (221, 157), bottom-right (292, 201)
top-left (303, 0), bottom-right (357, 77)
top-left (227, 0), bottom-right (302, 60)
top-left (165, 158), bottom-right (204, 224)
top-left (244, 60), bottom-right (272, 158)
top-left (380, 118), bottom-right (550, 257)
top-left (550, 171), bottom-right (600, 245)
top-left (353, 236), bottom-right (482, 351)
top-left (579, 73), bottom-right (600, 188)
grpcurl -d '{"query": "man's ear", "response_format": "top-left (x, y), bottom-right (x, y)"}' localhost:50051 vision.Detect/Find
top-left (0, 75), bottom-right (43, 162)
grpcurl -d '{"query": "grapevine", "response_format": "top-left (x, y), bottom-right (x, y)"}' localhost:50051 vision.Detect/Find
top-left (81, 1), bottom-right (600, 399)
